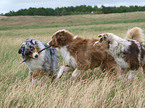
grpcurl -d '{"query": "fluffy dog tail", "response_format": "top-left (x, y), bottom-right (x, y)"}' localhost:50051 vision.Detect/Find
top-left (126, 27), bottom-right (144, 42)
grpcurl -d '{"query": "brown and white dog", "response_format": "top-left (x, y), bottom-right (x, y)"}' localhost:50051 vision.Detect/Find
top-left (48, 29), bottom-right (118, 78)
top-left (94, 27), bottom-right (145, 79)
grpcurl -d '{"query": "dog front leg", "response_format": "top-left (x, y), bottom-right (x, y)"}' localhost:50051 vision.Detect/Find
top-left (128, 70), bottom-right (139, 80)
top-left (118, 68), bottom-right (128, 80)
top-left (29, 71), bottom-right (33, 81)
top-left (72, 68), bottom-right (81, 77)
top-left (57, 65), bottom-right (71, 78)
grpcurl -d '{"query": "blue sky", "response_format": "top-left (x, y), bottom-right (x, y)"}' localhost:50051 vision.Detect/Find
top-left (1, 0), bottom-right (144, 13)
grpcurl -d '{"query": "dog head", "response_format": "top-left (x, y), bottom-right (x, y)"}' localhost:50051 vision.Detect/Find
top-left (94, 33), bottom-right (113, 51)
top-left (48, 29), bottom-right (74, 48)
top-left (18, 38), bottom-right (40, 60)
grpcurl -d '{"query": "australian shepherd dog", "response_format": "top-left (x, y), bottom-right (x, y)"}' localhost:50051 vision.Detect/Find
top-left (48, 29), bottom-right (119, 78)
top-left (94, 27), bottom-right (145, 79)
top-left (18, 38), bottom-right (59, 83)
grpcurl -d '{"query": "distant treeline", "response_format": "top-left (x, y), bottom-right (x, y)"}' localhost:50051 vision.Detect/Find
top-left (5, 5), bottom-right (145, 16)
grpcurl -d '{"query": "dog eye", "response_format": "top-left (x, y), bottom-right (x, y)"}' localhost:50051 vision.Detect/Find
top-left (31, 48), bottom-right (34, 50)
top-left (99, 38), bottom-right (103, 42)
top-left (30, 46), bottom-right (35, 51)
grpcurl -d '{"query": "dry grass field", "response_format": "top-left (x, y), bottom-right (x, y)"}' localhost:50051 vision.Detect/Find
top-left (0, 12), bottom-right (145, 108)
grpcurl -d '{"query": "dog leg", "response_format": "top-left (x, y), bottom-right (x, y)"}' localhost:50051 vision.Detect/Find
top-left (142, 65), bottom-right (145, 75)
top-left (32, 78), bottom-right (37, 84)
top-left (118, 68), bottom-right (128, 80)
top-left (57, 66), bottom-right (71, 78)
top-left (72, 68), bottom-right (81, 77)
top-left (29, 71), bottom-right (33, 81)
top-left (128, 70), bottom-right (138, 80)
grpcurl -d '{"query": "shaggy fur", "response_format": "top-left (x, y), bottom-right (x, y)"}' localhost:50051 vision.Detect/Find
top-left (48, 29), bottom-right (118, 78)
top-left (94, 27), bottom-right (145, 79)
top-left (18, 38), bottom-right (59, 82)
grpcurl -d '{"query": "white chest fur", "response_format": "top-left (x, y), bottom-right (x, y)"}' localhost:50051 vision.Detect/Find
top-left (59, 46), bottom-right (77, 69)
top-left (25, 51), bottom-right (45, 71)
top-left (115, 57), bottom-right (129, 68)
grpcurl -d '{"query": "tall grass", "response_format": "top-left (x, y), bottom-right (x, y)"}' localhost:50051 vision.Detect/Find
top-left (0, 12), bottom-right (145, 108)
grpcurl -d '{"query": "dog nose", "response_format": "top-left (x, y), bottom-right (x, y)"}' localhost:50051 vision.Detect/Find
top-left (35, 54), bottom-right (38, 58)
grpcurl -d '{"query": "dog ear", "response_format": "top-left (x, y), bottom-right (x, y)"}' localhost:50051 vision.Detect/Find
top-left (26, 38), bottom-right (36, 45)
top-left (18, 44), bottom-right (25, 54)
top-left (18, 48), bottom-right (22, 54)
top-left (31, 39), bottom-right (36, 45)
top-left (56, 30), bottom-right (65, 39)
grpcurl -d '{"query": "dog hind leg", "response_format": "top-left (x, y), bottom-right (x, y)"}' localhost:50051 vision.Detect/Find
top-left (142, 65), bottom-right (145, 75)
top-left (29, 71), bottom-right (33, 81)
top-left (118, 68), bottom-right (128, 80)
top-left (128, 70), bottom-right (138, 80)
